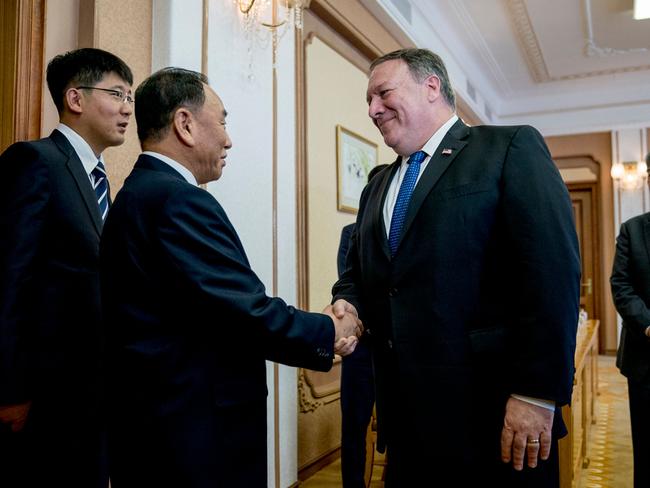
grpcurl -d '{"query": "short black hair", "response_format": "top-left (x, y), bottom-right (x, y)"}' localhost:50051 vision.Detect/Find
top-left (135, 68), bottom-right (208, 143)
top-left (46, 48), bottom-right (133, 114)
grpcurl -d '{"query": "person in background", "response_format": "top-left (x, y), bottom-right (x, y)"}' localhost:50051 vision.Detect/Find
top-left (337, 163), bottom-right (388, 488)
top-left (0, 48), bottom-right (133, 488)
top-left (101, 67), bottom-right (362, 488)
top-left (332, 48), bottom-right (580, 486)
top-left (610, 156), bottom-right (650, 488)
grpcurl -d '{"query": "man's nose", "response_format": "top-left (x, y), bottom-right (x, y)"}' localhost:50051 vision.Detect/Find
top-left (368, 97), bottom-right (382, 120)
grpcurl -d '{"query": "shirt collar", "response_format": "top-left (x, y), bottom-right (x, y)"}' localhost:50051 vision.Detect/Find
top-left (56, 123), bottom-right (104, 176)
top-left (142, 151), bottom-right (198, 186)
top-left (421, 114), bottom-right (459, 157)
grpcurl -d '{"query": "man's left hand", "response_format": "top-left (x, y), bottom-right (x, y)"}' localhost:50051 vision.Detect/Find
top-left (0, 401), bottom-right (31, 433)
top-left (500, 396), bottom-right (554, 470)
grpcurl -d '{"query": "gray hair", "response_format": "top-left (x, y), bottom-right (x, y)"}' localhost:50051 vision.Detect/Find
top-left (370, 48), bottom-right (456, 110)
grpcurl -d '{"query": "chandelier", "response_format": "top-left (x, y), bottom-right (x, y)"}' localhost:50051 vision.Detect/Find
top-left (234, 0), bottom-right (307, 78)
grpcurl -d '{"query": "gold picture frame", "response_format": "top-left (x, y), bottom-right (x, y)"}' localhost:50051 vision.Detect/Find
top-left (336, 125), bottom-right (379, 214)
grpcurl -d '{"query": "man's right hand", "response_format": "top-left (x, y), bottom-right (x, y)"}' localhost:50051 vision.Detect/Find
top-left (323, 299), bottom-right (363, 357)
top-left (0, 401), bottom-right (31, 432)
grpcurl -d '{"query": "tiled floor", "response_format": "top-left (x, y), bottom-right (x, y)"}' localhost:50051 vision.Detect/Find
top-left (302, 356), bottom-right (633, 487)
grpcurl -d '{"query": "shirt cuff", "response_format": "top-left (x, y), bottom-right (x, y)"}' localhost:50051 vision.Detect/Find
top-left (511, 394), bottom-right (555, 411)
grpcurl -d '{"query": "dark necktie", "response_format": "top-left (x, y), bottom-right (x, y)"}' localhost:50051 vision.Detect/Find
top-left (388, 150), bottom-right (427, 256)
top-left (91, 160), bottom-right (109, 220)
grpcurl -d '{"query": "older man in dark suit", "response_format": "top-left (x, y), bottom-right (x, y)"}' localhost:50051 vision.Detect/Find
top-left (0, 48), bottom-right (133, 488)
top-left (101, 68), bottom-right (361, 488)
top-left (611, 165), bottom-right (650, 488)
top-left (332, 48), bottom-right (580, 486)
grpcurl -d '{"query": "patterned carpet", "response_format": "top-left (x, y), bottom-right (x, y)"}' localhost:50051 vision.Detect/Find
top-left (302, 356), bottom-right (633, 487)
top-left (576, 355), bottom-right (633, 488)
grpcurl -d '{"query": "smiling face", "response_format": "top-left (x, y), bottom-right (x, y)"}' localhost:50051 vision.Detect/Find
top-left (72, 72), bottom-right (133, 155)
top-left (192, 86), bottom-right (232, 184)
top-left (366, 59), bottom-right (438, 156)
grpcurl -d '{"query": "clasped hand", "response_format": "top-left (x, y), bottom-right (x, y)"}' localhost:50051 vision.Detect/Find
top-left (323, 299), bottom-right (363, 357)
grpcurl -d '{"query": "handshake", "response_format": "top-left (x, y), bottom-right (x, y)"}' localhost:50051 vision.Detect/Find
top-left (323, 299), bottom-right (364, 357)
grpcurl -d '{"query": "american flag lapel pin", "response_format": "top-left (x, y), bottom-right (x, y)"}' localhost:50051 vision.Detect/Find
top-left (441, 148), bottom-right (453, 155)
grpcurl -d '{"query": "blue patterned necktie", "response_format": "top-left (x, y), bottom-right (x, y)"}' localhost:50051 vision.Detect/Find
top-left (388, 150), bottom-right (427, 256)
top-left (91, 160), bottom-right (109, 221)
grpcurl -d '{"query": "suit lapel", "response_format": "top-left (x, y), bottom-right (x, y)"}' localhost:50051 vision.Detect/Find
top-left (397, 120), bottom-right (469, 250)
top-left (50, 130), bottom-right (103, 235)
top-left (374, 157), bottom-right (401, 261)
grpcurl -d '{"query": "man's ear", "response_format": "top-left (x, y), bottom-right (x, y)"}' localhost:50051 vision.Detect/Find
top-left (173, 108), bottom-right (195, 147)
top-left (64, 88), bottom-right (84, 115)
top-left (424, 74), bottom-right (441, 103)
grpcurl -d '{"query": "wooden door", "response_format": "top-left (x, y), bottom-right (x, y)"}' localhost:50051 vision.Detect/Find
top-left (0, 0), bottom-right (44, 151)
top-left (568, 183), bottom-right (602, 345)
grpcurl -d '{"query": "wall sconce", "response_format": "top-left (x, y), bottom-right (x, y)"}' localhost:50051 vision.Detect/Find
top-left (611, 160), bottom-right (648, 190)
top-left (236, 0), bottom-right (307, 31)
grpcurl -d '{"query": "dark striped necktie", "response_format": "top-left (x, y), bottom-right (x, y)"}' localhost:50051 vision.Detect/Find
top-left (388, 150), bottom-right (427, 257)
top-left (91, 160), bottom-right (109, 221)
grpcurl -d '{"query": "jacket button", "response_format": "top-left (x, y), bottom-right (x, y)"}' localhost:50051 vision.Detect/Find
top-left (388, 287), bottom-right (397, 297)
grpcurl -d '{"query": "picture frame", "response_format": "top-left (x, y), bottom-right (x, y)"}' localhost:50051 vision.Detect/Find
top-left (336, 125), bottom-right (379, 214)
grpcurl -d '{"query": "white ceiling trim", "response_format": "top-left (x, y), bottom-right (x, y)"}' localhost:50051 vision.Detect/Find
top-left (507, 0), bottom-right (550, 82)
top-left (509, 0), bottom-right (650, 82)
top-left (583, 0), bottom-right (648, 57)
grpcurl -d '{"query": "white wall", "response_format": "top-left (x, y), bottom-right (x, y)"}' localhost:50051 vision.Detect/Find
top-left (151, 1), bottom-right (301, 486)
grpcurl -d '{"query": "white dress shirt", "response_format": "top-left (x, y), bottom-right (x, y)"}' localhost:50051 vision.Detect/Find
top-left (142, 151), bottom-right (198, 187)
top-left (56, 123), bottom-right (104, 185)
top-left (382, 114), bottom-right (458, 235)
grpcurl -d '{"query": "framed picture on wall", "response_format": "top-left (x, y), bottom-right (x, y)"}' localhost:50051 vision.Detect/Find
top-left (336, 125), bottom-right (378, 214)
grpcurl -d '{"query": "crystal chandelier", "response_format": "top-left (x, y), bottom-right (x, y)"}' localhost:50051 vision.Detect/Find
top-left (234, 0), bottom-right (307, 78)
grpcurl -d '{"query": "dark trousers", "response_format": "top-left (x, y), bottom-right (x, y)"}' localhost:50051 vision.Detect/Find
top-left (379, 358), bottom-right (560, 487)
top-left (628, 378), bottom-right (650, 488)
top-left (384, 426), bottom-right (559, 488)
top-left (110, 400), bottom-right (268, 488)
top-left (340, 339), bottom-right (375, 488)
top-left (0, 397), bottom-right (108, 488)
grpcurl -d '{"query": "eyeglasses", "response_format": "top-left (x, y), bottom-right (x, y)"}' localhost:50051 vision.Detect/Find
top-left (76, 86), bottom-right (134, 105)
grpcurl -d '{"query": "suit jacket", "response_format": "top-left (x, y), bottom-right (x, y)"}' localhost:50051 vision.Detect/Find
top-left (0, 130), bottom-right (108, 486)
top-left (0, 129), bottom-right (106, 403)
top-left (337, 223), bottom-right (355, 278)
top-left (101, 154), bottom-right (335, 487)
top-left (611, 213), bottom-right (650, 385)
top-left (332, 120), bottom-right (580, 478)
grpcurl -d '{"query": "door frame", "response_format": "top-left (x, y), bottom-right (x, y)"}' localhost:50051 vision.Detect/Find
top-left (0, 0), bottom-right (44, 151)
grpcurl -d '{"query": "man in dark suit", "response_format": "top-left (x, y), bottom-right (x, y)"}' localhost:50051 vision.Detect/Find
top-left (611, 166), bottom-right (650, 488)
top-left (101, 68), bottom-right (361, 488)
top-left (0, 48), bottom-right (133, 488)
top-left (331, 48), bottom-right (580, 486)
top-left (337, 163), bottom-right (387, 488)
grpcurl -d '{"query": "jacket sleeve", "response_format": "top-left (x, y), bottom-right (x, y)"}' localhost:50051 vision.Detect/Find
top-left (610, 221), bottom-right (650, 337)
top-left (500, 126), bottom-right (581, 406)
top-left (156, 187), bottom-right (335, 372)
top-left (0, 143), bottom-right (50, 405)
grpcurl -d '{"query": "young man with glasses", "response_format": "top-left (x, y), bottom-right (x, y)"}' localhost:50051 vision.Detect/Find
top-left (0, 48), bottom-right (133, 488)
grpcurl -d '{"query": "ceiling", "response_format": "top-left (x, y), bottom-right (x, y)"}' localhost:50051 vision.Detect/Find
top-left (361, 0), bottom-right (650, 135)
